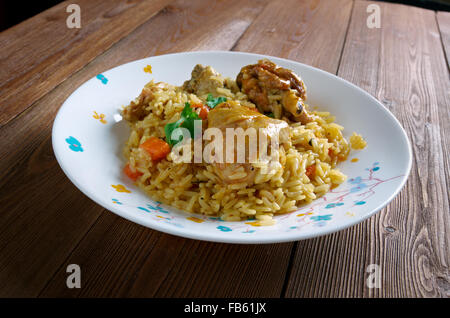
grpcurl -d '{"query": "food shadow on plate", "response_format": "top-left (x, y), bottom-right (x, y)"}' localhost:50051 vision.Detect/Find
top-left (109, 112), bottom-right (130, 168)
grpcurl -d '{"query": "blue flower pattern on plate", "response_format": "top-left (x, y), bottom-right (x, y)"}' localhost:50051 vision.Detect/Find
top-left (138, 203), bottom-right (169, 213)
top-left (65, 136), bottom-right (83, 152)
top-left (311, 214), bottom-right (333, 222)
top-left (138, 206), bottom-right (151, 213)
top-left (217, 226), bottom-right (232, 232)
top-left (348, 176), bottom-right (362, 185)
top-left (112, 198), bottom-right (122, 205)
top-left (311, 214), bottom-right (333, 227)
top-left (348, 175), bottom-right (368, 193)
top-left (96, 74), bottom-right (108, 84)
top-left (350, 183), bottom-right (368, 193)
top-left (325, 202), bottom-right (344, 209)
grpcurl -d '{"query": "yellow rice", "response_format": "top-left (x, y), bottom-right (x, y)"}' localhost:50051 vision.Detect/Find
top-left (122, 74), bottom-right (365, 223)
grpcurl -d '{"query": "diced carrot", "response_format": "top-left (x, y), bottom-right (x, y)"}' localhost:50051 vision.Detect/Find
top-left (305, 164), bottom-right (316, 179)
top-left (191, 103), bottom-right (209, 119)
top-left (123, 163), bottom-right (143, 181)
top-left (199, 107), bottom-right (209, 119)
top-left (140, 137), bottom-right (171, 162)
top-left (328, 148), bottom-right (336, 160)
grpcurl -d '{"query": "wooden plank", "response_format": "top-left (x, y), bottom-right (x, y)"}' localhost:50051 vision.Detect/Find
top-left (435, 10), bottom-right (450, 200)
top-left (233, 0), bottom-right (354, 74)
top-left (0, 0), bottom-right (172, 127)
top-left (437, 11), bottom-right (450, 68)
top-left (285, 0), bottom-right (450, 297)
top-left (38, 0), bottom-right (353, 297)
top-left (39, 213), bottom-right (293, 297)
top-left (0, 0), bottom-right (269, 298)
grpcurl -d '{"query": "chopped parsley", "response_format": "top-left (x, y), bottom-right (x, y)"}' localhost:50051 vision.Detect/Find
top-left (206, 94), bottom-right (227, 108)
top-left (164, 102), bottom-right (200, 147)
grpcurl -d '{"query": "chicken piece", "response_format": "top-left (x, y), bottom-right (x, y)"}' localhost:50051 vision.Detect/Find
top-left (122, 81), bottom-right (170, 122)
top-left (236, 66), bottom-right (289, 113)
top-left (182, 64), bottom-right (225, 97)
top-left (282, 90), bottom-right (310, 125)
top-left (236, 59), bottom-right (312, 124)
top-left (207, 101), bottom-right (289, 184)
top-left (208, 101), bottom-right (289, 138)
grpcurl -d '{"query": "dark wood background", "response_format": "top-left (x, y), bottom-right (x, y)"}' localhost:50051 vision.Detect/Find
top-left (0, 0), bottom-right (448, 297)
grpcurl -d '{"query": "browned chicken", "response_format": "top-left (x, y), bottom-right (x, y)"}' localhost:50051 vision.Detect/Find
top-left (236, 59), bottom-right (312, 124)
top-left (207, 101), bottom-right (289, 184)
top-left (182, 64), bottom-right (226, 97)
top-left (122, 81), bottom-right (170, 122)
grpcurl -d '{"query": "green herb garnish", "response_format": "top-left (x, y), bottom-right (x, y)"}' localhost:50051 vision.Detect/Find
top-left (206, 94), bottom-right (227, 108)
top-left (265, 112), bottom-right (274, 118)
top-left (164, 102), bottom-right (200, 147)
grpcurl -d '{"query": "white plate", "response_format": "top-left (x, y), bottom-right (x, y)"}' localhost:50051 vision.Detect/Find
top-left (52, 51), bottom-right (412, 244)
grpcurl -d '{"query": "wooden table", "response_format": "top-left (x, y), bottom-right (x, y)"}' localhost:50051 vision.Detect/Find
top-left (0, 0), bottom-right (448, 298)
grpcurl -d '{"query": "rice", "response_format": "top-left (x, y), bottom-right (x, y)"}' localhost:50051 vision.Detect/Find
top-left (121, 70), bottom-right (365, 222)
top-left (349, 132), bottom-right (367, 150)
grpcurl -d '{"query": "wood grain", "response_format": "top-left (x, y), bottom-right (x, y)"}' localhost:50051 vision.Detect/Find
top-left (0, 0), bottom-right (448, 298)
top-left (284, 0), bottom-right (450, 298)
top-left (0, 0), bottom-right (172, 127)
top-left (435, 10), bottom-right (450, 204)
top-left (39, 213), bottom-right (293, 297)
top-left (233, 0), bottom-right (354, 74)
top-left (39, 0), bottom-right (353, 297)
top-left (0, 0), bottom-right (270, 298)
top-left (437, 11), bottom-right (450, 68)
